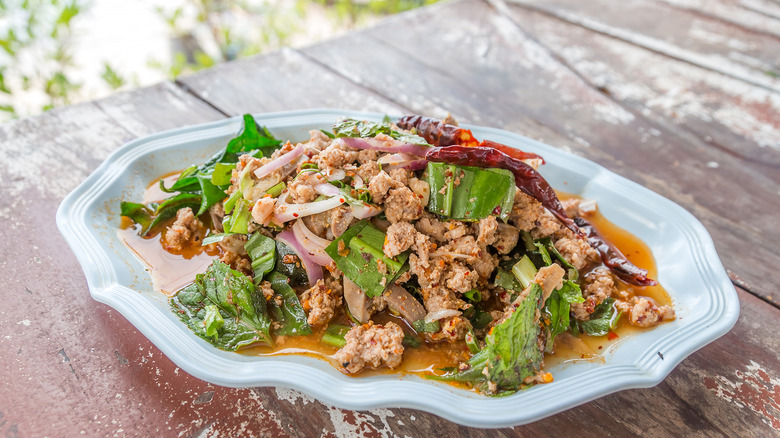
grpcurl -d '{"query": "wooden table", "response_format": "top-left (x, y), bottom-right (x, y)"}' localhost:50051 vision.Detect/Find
top-left (2, 0), bottom-right (778, 435)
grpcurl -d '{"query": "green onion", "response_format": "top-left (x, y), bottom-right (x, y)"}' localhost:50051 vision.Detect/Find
top-left (512, 255), bottom-right (538, 289)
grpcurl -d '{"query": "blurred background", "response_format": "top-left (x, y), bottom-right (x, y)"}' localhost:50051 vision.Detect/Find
top-left (0, 0), bottom-right (440, 122)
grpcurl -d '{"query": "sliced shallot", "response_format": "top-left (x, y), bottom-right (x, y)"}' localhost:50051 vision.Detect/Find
top-left (275, 229), bottom-right (324, 285)
top-left (341, 137), bottom-right (430, 157)
top-left (275, 195), bottom-right (345, 223)
top-left (424, 308), bottom-right (461, 324)
top-left (254, 144), bottom-right (304, 179)
top-left (291, 219), bottom-right (332, 266)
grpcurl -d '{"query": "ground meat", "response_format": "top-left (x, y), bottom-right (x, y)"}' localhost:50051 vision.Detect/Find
top-left (301, 278), bottom-right (343, 327)
top-left (388, 168), bottom-right (409, 186)
top-left (561, 198), bottom-right (580, 219)
top-left (356, 161), bottom-right (381, 182)
top-left (384, 187), bottom-right (424, 223)
top-left (492, 223), bottom-right (519, 254)
top-left (368, 171), bottom-right (395, 203)
top-left (384, 222), bottom-right (417, 257)
top-left (443, 221), bottom-right (469, 240)
top-left (422, 285), bottom-right (467, 312)
top-left (258, 280), bottom-right (275, 301)
top-left (304, 129), bottom-right (332, 156)
top-left (426, 316), bottom-right (472, 343)
top-left (444, 262), bottom-right (478, 293)
top-left (316, 141), bottom-right (358, 169)
top-left (164, 207), bottom-right (202, 251)
top-left (571, 267), bottom-right (618, 321)
top-left (251, 196), bottom-right (277, 226)
top-left (219, 250), bottom-right (252, 275)
top-left (509, 190), bottom-right (561, 238)
top-left (415, 213), bottom-right (448, 242)
top-left (477, 216), bottom-right (498, 245)
top-left (407, 177), bottom-right (430, 206)
top-left (534, 264), bottom-right (566, 302)
top-left (554, 233), bottom-right (599, 271)
top-left (288, 170), bottom-right (326, 204)
top-left (334, 322), bottom-right (405, 373)
top-left (356, 149), bottom-right (379, 165)
top-left (619, 297), bottom-right (675, 328)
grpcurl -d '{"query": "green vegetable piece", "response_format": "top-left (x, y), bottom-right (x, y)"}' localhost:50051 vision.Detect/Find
top-left (533, 240), bottom-right (553, 266)
top-left (267, 272), bottom-right (312, 336)
top-left (325, 220), bottom-right (410, 298)
top-left (211, 162), bottom-right (235, 186)
top-left (332, 118), bottom-right (429, 146)
top-left (196, 172), bottom-right (227, 215)
top-left (494, 269), bottom-right (521, 297)
top-left (403, 334), bottom-right (422, 349)
top-left (202, 233), bottom-right (232, 245)
top-left (245, 233), bottom-right (276, 283)
top-left (542, 280), bottom-right (584, 352)
top-left (512, 255), bottom-right (538, 289)
top-left (432, 283), bottom-right (545, 393)
top-left (464, 289), bottom-right (481, 303)
top-left (265, 181), bottom-right (286, 197)
top-left (469, 308), bottom-right (494, 330)
top-left (412, 319), bottom-right (440, 333)
top-left (321, 324), bottom-right (350, 348)
top-left (204, 304), bottom-right (224, 339)
top-left (169, 261), bottom-right (272, 351)
top-left (274, 241), bottom-right (309, 287)
top-left (426, 162), bottom-right (515, 222)
top-left (578, 298), bottom-right (621, 337)
top-left (227, 114), bottom-right (282, 156)
top-left (223, 189), bottom-right (242, 214)
top-left (465, 329), bottom-right (480, 354)
top-left (147, 193), bottom-right (201, 233)
top-left (120, 201), bottom-right (155, 234)
top-left (223, 198), bottom-right (251, 234)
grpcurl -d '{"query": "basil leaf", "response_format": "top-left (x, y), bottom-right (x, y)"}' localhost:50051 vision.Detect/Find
top-left (245, 232), bottom-right (276, 283)
top-left (148, 193), bottom-right (201, 232)
top-left (578, 298), bottom-right (621, 337)
top-left (120, 201), bottom-right (155, 234)
top-left (267, 272), bottom-right (312, 336)
top-left (169, 261), bottom-right (272, 350)
top-left (412, 319), bottom-right (441, 333)
top-left (332, 118), bottom-right (430, 146)
top-left (542, 280), bottom-right (584, 352)
top-left (227, 114), bottom-right (282, 156)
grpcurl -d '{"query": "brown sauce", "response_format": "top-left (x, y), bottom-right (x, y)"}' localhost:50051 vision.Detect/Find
top-left (118, 177), bottom-right (672, 384)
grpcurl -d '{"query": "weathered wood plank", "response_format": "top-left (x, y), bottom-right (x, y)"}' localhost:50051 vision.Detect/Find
top-left (296, 0), bottom-right (780, 304)
top-left (506, 0), bottom-right (780, 93)
top-left (654, 0), bottom-right (780, 39)
top-left (175, 47), bottom-right (408, 117)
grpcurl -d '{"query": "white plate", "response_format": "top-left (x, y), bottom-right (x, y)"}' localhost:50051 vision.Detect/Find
top-left (56, 109), bottom-right (739, 428)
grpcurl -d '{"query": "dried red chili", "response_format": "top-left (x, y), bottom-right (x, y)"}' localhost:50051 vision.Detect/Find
top-left (425, 145), bottom-right (581, 237)
top-left (574, 216), bottom-right (658, 286)
top-left (398, 115), bottom-right (545, 163)
top-left (397, 115), bottom-right (479, 146)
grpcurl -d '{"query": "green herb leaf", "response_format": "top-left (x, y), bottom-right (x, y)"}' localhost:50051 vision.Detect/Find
top-left (227, 114), bottom-right (282, 156)
top-left (412, 319), bottom-right (441, 333)
top-left (332, 118), bottom-right (430, 146)
top-left (325, 220), bottom-right (410, 298)
top-left (432, 283), bottom-right (545, 393)
top-left (211, 162), bottom-right (235, 186)
top-left (169, 261), bottom-right (272, 351)
top-left (426, 162), bottom-right (515, 222)
top-left (578, 298), bottom-right (621, 337)
top-left (542, 280), bottom-right (583, 352)
top-left (120, 201), bottom-right (155, 234)
top-left (245, 233), bottom-right (276, 283)
top-left (267, 272), bottom-right (312, 336)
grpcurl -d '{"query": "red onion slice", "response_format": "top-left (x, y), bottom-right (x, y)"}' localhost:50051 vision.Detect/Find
top-left (254, 144), bottom-right (304, 179)
top-left (424, 308), bottom-right (461, 324)
top-left (291, 219), bottom-right (332, 265)
top-left (313, 183), bottom-right (341, 197)
top-left (275, 195), bottom-right (345, 223)
top-left (351, 202), bottom-right (383, 219)
top-left (276, 229), bottom-right (324, 285)
top-left (341, 137), bottom-right (430, 157)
